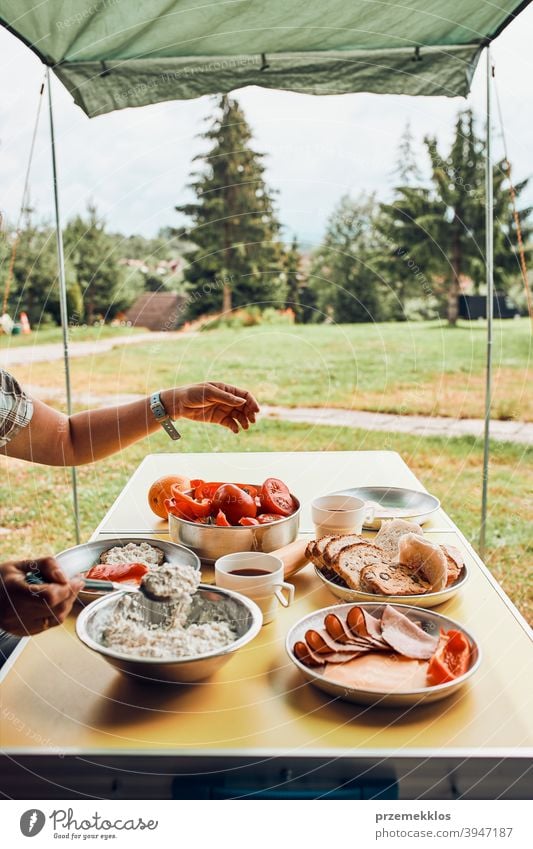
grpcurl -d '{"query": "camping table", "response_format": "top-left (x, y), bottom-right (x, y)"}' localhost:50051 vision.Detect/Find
top-left (1, 451), bottom-right (531, 799)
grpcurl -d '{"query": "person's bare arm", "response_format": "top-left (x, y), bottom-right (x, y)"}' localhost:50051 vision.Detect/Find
top-left (1, 382), bottom-right (259, 466)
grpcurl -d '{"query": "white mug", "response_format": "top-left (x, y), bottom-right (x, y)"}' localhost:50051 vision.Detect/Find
top-left (311, 494), bottom-right (375, 537)
top-left (214, 552), bottom-right (295, 625)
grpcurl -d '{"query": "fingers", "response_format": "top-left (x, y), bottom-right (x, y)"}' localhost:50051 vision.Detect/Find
top-left (26, 578), bottom-right (75, 608)
top-left (208, 383), bottom-right (260, 425)
top-left (213, 382), bottom-right (260, 414)
top-left (35, 556), bottom-right (68, 585)
top-left (205, 384), bottom-right (247, 408)
top-left (0, 594), bottom-right (75, 636)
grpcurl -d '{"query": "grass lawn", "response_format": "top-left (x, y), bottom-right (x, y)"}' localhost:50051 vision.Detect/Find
top-left (1, 421), bottom-right (531, 623)
top-left (0, 324), bottom-right (146, 348)
top-left (9, 319), bottom-right (532, 421)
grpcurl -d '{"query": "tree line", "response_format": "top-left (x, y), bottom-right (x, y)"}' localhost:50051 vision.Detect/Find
top-left (1, 97), bottom-right (530, 329)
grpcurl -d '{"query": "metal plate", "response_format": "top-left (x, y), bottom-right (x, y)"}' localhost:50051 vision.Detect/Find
top-left (314, 563), bottom-right (469, 608)
top-left (76, 585), bottom-right (262, 683)
top-left (335, 486), bottom-right (440, 529)
top-left (169, 489), bottom-right (300, 564)
top-left (286, 602), bottom-right (481, 707)
top-left (55, 536), bottom-right (200, 603)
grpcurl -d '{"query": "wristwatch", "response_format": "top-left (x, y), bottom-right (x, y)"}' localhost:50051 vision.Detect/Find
top-left (149, 392), bottom-right (181, 441)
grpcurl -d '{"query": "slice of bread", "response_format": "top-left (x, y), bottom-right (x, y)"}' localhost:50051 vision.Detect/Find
top-left (374, 519), bottom-right (423, 557)
top-left (323, 534), bottom-right (366, 566)
top-left (332, 542), bottom-right (391, 591)
top-left (398, 533), bottom-right (447, 591)
top-left (440, 544), bottom-right (464, 585)
top-left (309, 535), bottom-right (337, 568)
top-left (360, 562), bottom-right (432, 596)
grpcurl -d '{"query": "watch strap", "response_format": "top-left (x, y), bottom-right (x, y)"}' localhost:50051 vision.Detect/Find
top-left (150, 392), bottom-right (181, 441)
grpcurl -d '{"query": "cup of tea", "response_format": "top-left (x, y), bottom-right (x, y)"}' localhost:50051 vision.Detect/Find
top-left (311, 494), bottom-right (375, 537)
top-left (214, 551), bottom-right (295, 625)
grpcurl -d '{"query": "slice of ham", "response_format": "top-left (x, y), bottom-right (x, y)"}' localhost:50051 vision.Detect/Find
top-left (322, 653), bottom-right (428, 692)
top-left (293, 641), bottom-right (324, 667)
top-left (380, 604), bottom-right (439, 660)
top-left (294, 639), bottom-right (362, 666)
top-left (321, 650), bottom-right (363, 664)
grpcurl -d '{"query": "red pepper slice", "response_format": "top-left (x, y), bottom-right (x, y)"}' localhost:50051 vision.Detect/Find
top-left (86, 562), bottom-right (149, 584)
top-left (427, 629), bottom-right (471, 685)
top-left (193, 481), bottom-right (225, 500)
top-left (215, 509), bottom-right (231, 526)
top-left (256, 513), bottom-right (283, 524)
top-left (170, 486), bottom-right (212, 518)
top-left (238, 516), bottom-right (260, 526)
top-left (164, 497), bottom-right (196, 521)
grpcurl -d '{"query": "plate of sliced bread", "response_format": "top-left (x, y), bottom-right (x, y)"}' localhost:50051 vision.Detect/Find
top-left (306, 519), bottom-right (468, 608)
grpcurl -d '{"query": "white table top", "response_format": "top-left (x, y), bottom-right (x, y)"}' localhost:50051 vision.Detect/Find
top-left (2, 451), bottom-right (531, 762)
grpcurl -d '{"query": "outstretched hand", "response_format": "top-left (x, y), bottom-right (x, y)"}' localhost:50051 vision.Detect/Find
top-left (165, 382), bottom-right (260, 434)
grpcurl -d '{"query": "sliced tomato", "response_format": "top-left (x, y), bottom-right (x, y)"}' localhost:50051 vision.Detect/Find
top-left (86, 562), bottom-right (149, 584)
top-left (236, 483), bottom-right (257, 498)
top-left (260, 478), bottom-right (294, 516)
top-left (212, 484), bottom-right (257, 524)
top-left (239, 516), bottom-right (260, 526)
top-left (256, 513), bottom-right (283, 524)
top-left (215, 509), bottom-right (231, 527)
top-left (427, 629), bottom-right (471, 685)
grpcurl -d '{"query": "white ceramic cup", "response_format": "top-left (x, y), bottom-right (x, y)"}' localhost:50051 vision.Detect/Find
top-left (311, 494), bottom-right (375, 537)
top-left (214, 551), bottom-right (295, 625)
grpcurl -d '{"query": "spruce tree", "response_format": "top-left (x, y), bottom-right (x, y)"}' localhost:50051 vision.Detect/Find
top-left (283, 236), bottom-right (304, 322)
top-left (394, 122), bottom-right (421, 185)
top-left (176, 96), bottom-right (286, 316)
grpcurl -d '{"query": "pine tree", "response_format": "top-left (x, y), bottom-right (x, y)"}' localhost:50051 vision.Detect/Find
top-left (283, 236), bottom-right (304, 322)
top-left (176, 96), bottom-right (287, 316)
top-left (310, 194), bottom-right (386, 323)
top-left (380, 110), bottom-right (531, 325)
top-left (394, 122), bottom-right (421, 185)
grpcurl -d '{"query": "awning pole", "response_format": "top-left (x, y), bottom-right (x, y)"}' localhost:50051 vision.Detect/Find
top-left (47, 68), bottom-right (80, 544)
top-left (480, 47), bottom-right (494, 559)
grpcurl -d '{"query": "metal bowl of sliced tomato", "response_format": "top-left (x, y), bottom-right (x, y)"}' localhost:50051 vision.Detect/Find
top-left (167, 477), bottom-right (301, 563)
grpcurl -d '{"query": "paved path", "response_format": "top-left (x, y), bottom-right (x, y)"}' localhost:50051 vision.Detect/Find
top-left (3, 333), bottom-right (529, 445)
top-left (262, 405), bottom-right (533, 446)
top-left (0, 331), bottom-right (184, 368)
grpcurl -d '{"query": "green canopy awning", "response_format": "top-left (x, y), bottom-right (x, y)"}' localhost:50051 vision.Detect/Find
top-left (0, 1), bottom-right (529, 116)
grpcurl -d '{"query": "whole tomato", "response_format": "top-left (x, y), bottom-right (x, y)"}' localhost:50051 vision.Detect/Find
top-left (212, 484), bottom-right (257, 525)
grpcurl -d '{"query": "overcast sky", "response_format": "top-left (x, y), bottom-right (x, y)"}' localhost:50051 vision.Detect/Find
top-left (1, 7), bottom-right (533, 249)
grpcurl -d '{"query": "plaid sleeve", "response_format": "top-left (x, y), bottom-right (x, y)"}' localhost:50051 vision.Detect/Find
top-left (0, 369), bottom-right (34, 448)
